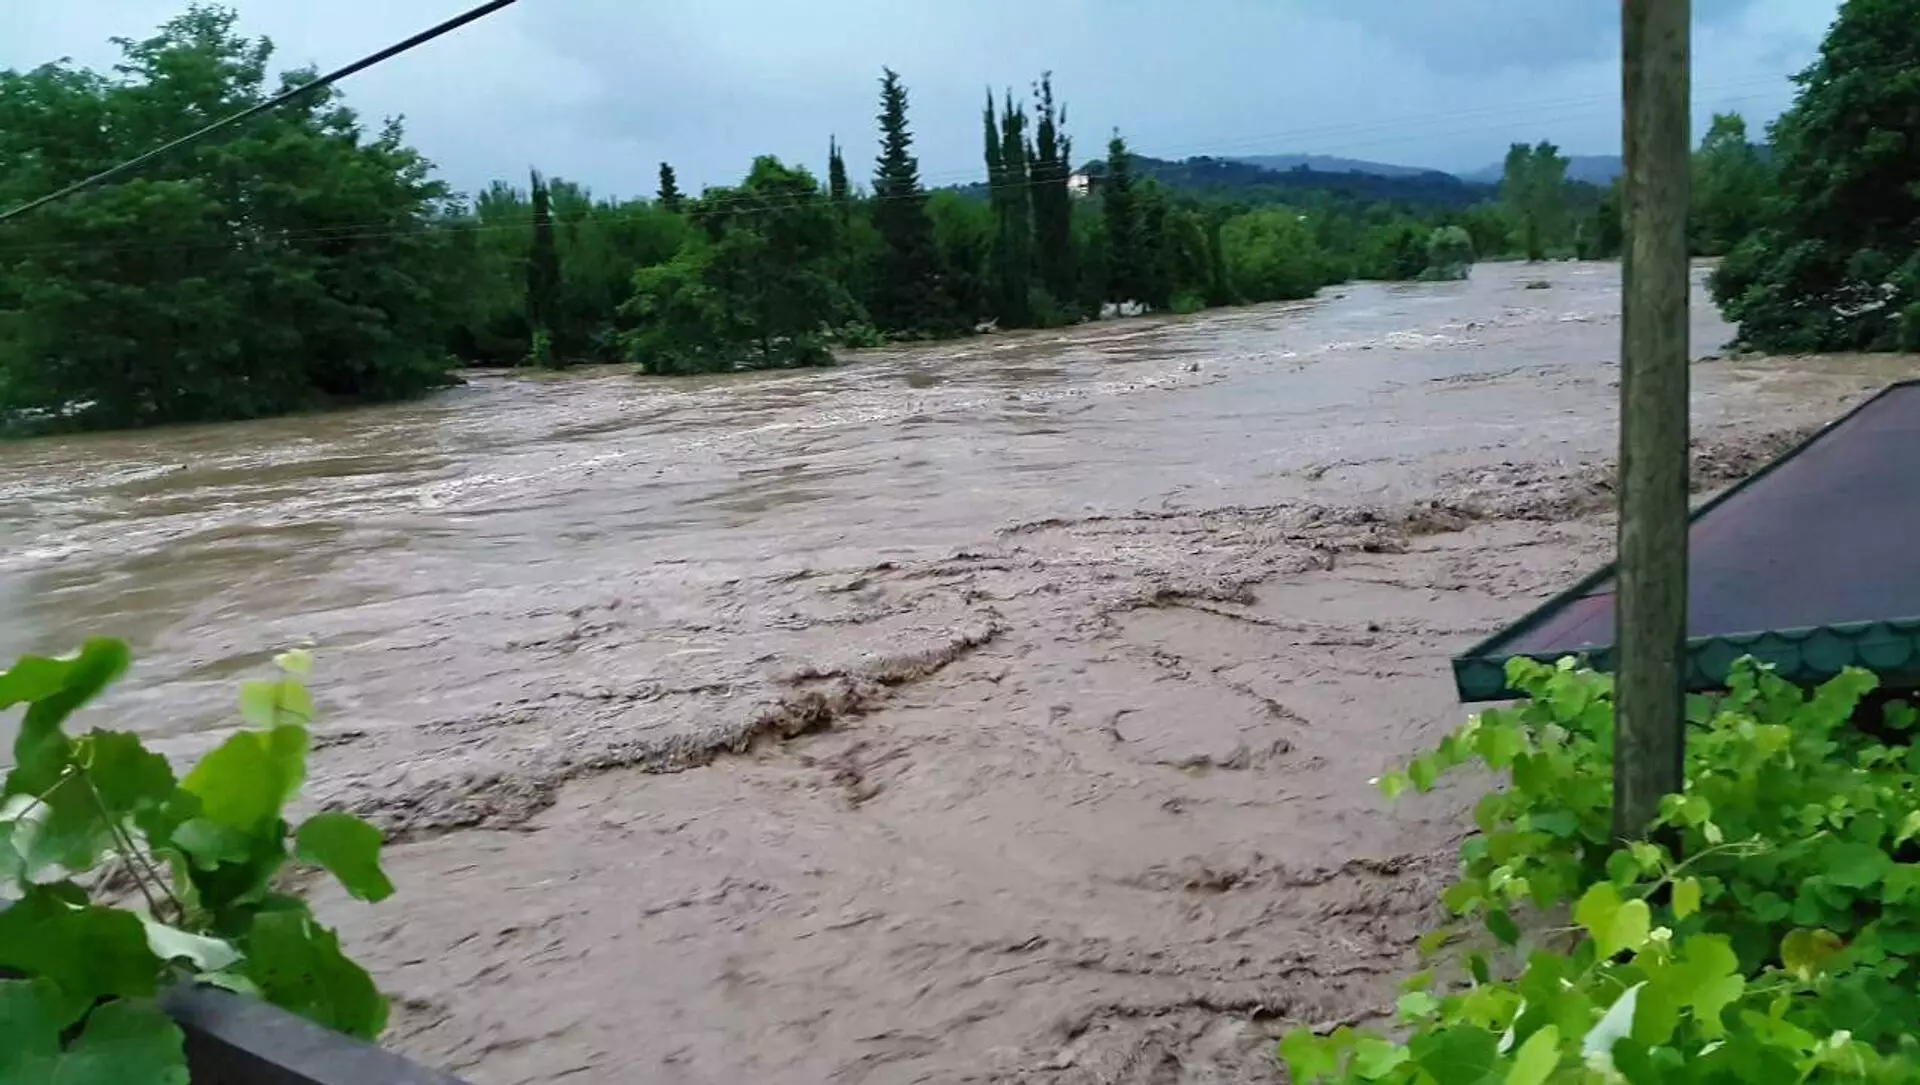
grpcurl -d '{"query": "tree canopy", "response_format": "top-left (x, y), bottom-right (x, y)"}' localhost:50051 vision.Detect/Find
top-left (1711, 0), bottom-right (1920, 353)
top-left (0, 6), bottom-right (462, 430)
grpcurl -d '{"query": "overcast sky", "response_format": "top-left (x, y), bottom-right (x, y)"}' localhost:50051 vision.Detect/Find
top-left (4, 0), bottom-right (1839, 201)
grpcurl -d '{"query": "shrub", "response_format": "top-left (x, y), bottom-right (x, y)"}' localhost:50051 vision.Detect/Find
top-left (1285, 658), bottom-right (1920, 1081)
top-left (0, 641), bottom-right (393, 1083)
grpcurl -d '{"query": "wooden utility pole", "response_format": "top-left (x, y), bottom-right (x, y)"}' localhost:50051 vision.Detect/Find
top-left (1615, 0), bottom-right (1692, 836)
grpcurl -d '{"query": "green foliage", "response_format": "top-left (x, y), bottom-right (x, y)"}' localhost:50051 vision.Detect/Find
top-left (1710, 0), bottom-right (1920, 354)
top-left (1101, 134), bottom-right (1142, 304)
top-left (986, 90), bottom-right (1036, 327)
top-left (0, 642), bottom-right (396, 1082)
top-left (1690, 113), bottom-right (1771, 258)
top-left (1029, 74), bottom-right (1078, 310)
top-left (1423, 226), bottom-right (1476, 281)
top-left (525, 170), bottom-right (565, 367)
top-left (656, 161), bottom-right (683, 213)
top-left (1292, 658), bottom-right (1920, 1082)
top-left (1218, 208), bottom-right (1326, 303)
top-left (621, 157), bottom-right (849, 374)
top-left (1501, 141), bottom-right (1572, 262)
top-left (869, 68), bottom-right (949, 334)
top-left (0, 6), bottom-right (463, 431)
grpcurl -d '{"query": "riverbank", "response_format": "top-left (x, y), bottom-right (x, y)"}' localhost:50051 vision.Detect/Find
top-left (5, 260), bottom-right (1917, 1083)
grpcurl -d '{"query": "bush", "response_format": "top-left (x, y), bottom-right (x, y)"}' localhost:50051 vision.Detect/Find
top-left (1284, 658), bottom-right (1920, 1082)
top-left (1424, 226), bottom-right (1476, 281)
top-left (1218, 208), bottom-right (1326, 303)
top-left (0, 641), bottom-right (393, 1082)
top-left (1169, 291), bottom-right (1208, 315)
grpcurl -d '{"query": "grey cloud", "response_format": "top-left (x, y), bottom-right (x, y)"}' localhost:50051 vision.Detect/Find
top-left (1295, 0), bottom-right (1764, 73)
top-left (2, 0), bottom-right (1836, 200)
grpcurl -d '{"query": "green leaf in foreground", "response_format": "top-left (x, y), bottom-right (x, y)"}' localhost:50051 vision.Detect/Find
top-left (1505, 1025), bottom-right (1559, 1085)
top-left (294, 812), bottom-right (395, 903)
top-left (243, 911), bottom-right (389, 1039)
top-left (142, 916), bottom-right (241, 972)
top-left (1671, 877), bottom-right (1701, 920)
top-left (238, 678), bottom-right (315, 729)
top-left (35, 998), bottom-right (188, 1085)
top-left (1574, 882), bottom-right (1651, 959)
top-left (181, 724), bottom-right (310, 832)
top-left (0, 888), bottom-right (162, 1001)
top-left (4, 639), bottom-right (130, 796)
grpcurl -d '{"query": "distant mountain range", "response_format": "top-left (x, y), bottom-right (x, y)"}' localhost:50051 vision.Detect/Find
top-left (939, 149), bottom-right (1620, 210)
top-left (1230, 153), bottom-right (1625, 187)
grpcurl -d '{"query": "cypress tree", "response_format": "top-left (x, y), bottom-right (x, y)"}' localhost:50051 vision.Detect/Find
top-left (869, 68), bottom-right (945, 333)
top-left (1029, 73), bottom-right (1075, 310)
top-left (1102, 133), bottom-right (1139, 305)
top-left (827, 136), bottom-right (850, 207)
top-left (657, 162), bottom-right (683, 212)
top-left (993, 90), bottom-right (1033, 326)
top-left (526, 169), bottom-right (564, 366)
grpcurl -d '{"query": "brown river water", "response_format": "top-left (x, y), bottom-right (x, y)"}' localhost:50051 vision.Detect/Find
top-left (4, 260), bottom-right (1917, 1083)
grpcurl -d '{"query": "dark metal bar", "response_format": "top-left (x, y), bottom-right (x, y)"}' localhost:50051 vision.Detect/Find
top-left (159, 984), bottom-right (472, 1085)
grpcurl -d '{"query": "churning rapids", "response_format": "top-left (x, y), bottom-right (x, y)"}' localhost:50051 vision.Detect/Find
top-left (4, 261), bottom-right (1917, 1084)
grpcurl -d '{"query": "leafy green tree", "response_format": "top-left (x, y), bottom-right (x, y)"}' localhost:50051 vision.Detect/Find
top-left (1219, 208), bottom-right (1325, 303)
top-left (1576, 178), bottom-right (1625, 260)
top-left (0, 6), bottom-right (461, 430)
top-left (869, 68), bottom-right (947, 334)
top-left (1501, 140), bottom-right (1570, 261)
top-left (928, 190), bottom-right (993, 327)
top-left (1029, 74), bottom-right (1077, 314)
top-left (1713, 0), bottom-right (1920, 352)
top-left (525, 169), bottom-right (564, 366)
top-left (1102, 132), bottom-right (1141, 303)
top-left (622, 156), bottom-right (849, 373)
top-left (1423, 225), bottom-right (1476, 280)
top-left (657, 161), bottom-right (683, 212)
top-left (1689, 112), bottom-right (1769, 257)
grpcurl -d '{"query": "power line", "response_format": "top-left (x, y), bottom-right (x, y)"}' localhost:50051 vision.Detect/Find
top-left (0, 0), bottom-right (522, 224)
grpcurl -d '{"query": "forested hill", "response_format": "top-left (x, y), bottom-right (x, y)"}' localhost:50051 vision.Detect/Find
top-left (1092, 155), bottom-right (1499, 209)
top-left (945, 153), bottom-right (1500, 209)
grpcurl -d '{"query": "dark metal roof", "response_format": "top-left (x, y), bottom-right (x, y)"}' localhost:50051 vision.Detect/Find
top-left (1454, 380), bottom-right (1920, 701)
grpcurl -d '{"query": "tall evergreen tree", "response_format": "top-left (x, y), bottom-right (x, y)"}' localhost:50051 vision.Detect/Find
top-left (526, 169), bottom-right (564, 366)
top-left (827, 136), bottom-right (850, 207)
top-left (1029, 73), bottom-right (1076, 309)
top-left (657, 162), bottom-right (683, 212)
top-left (985, 90), bottom-right (1033, 326)
top-left (869, 67), bottom-right (946, 333)
top-left (1102, 133), bottom-right (1140, 304)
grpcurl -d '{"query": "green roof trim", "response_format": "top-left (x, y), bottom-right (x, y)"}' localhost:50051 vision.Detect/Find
top-left (1452, 379), bottom-right (1920, 702)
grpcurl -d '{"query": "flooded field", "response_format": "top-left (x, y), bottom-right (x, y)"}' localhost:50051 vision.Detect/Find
top-left (4, 260), bottom-right (1916, 1083)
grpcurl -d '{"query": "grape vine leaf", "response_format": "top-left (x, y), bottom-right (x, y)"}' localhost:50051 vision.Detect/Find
top-left (80, 731), bottom-right (176, 819)
top-left (4, 640), bottom-right (130, 796)
top-left (0, 991), bottom-right (190, 1085)
top-left (238, 679), bottom-right (314, 729)
top-left (243, 911), bottom-right (389, 1039)
top-left (0, 888), bottom-right (162, 1001)
top-left (1506, 1024), bottom-right (1559, 1085)
top-left (10, 780), bottom-right (116, 879)
top-left (181, 724), bottom-right (309, 832)
top-left (294, 812), bottom-right (394, 903)
top-left (141, 916), bottom-right (241, 972)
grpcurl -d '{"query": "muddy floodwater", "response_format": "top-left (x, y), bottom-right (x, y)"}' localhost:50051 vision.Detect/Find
top-left (5, 261), bottom-right (1918, 1083)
